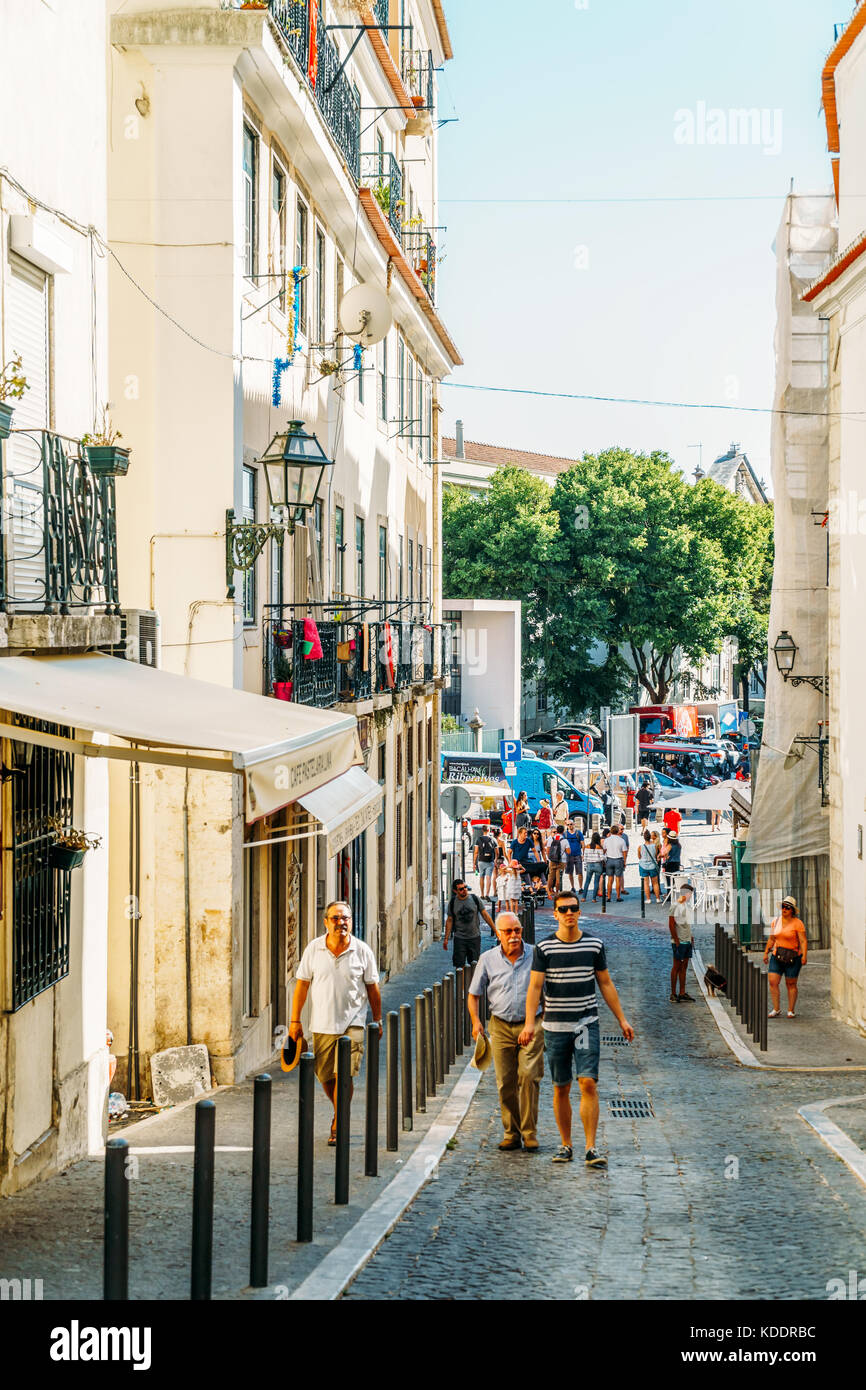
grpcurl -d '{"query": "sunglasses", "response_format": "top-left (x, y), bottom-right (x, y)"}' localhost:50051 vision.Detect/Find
top-left (555, 904), bottom-right (580, 914)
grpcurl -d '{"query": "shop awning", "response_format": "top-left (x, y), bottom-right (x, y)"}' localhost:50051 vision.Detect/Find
top-left (298, 765), bottom-right (384, 857)
top-left (0, 653), bottom-right (361, 822)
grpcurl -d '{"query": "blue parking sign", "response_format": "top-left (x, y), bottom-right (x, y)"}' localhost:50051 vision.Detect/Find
top-left (500, 738), bottom-right (522, 765)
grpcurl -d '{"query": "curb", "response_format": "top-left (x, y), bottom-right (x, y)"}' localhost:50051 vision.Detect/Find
top-left (798, 1096), bottom-right (866, 1190)
top-left (286, 1057), bottom-right (483, 1301)
top-left (690, 947), bottom-right (866, 1073)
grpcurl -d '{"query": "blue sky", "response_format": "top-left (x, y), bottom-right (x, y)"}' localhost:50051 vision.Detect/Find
top-left (435, 0), bottom-right (842, 482)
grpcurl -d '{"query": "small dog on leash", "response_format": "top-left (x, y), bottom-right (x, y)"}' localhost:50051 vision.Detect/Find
top-left (704, 963), bottom-right (727, 997)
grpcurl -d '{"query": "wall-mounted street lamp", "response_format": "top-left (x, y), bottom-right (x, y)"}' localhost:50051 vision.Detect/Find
top-left (226, 421), bottom-right (334, 600)
top-left (772, 630), bottom-right (827, 694)
top-left (0, 735), bottom-right (34, 783)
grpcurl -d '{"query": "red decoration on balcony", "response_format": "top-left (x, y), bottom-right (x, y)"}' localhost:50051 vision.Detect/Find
top-left (273, 681), bottom-right (294, 701)
top-left (308, 0), bottom-right (318, 89)
top-left (302, 615), bottom-right (323, 660)
top-left (382, 621), bottom-right (396, 689)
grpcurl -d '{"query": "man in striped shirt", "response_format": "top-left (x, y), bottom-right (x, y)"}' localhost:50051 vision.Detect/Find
top-left (520, 890), bottom-right (634, 1166)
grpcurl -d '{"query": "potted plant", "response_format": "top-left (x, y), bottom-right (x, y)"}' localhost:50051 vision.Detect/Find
top-left (82, 405), bottom-right (131, 475)
top-left (0, 353), bottom-right (28, 439)
top-left (48, 821), bottom-right (102, 871)
top-left (372, 180), bottom-right (391, 217)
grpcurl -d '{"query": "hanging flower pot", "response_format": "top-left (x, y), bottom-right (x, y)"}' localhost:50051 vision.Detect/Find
top-left (49, 844), bottom-right (87, 871)
top-left (273, 628), bottom-right (293, 649)
top-left (84, 445), bottom-right (132, 476)
top-left (412, 95), bottom-right (425, 108)
top-left (0, 402), bottom-right (15, 440)
top-left (273, 681), bottom-right (294, 701)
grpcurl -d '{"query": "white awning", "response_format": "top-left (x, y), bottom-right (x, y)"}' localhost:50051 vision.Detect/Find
top-left (667, 778), bottom-right (740, 811)
top-left (298, 765), bottom-right (383, 857)
top-left (0, 653), bottom-right (361, 822)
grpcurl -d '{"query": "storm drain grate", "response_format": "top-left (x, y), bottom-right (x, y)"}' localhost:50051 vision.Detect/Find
top-left (602, 1035), bottom-right (631, 1046)
top-left (608, 1097), bottom-right (654, 1119)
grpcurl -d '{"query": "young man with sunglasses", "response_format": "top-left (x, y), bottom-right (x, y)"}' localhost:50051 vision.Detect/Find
top-left (520, 891), bottom-right (634, 1167)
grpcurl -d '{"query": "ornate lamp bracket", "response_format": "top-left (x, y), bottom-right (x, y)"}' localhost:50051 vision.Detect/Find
top-left (225, 508), bottom-right (291, 599)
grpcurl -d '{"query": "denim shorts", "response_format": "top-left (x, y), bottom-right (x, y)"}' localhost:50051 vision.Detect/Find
top-left (671, 941), bottom-right (693, 962)
top-left (544, 1021), bottom-right (600, 1084)
top-left (606, 858), bottom-right (625, 876)
top-left (639, 865), bottom-right (657, 879)
top-left (768, 952), bottom-right (802, 979)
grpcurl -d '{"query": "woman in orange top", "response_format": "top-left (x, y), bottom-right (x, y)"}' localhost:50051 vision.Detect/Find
top-left (763, 896), bottom-right (808, 1018)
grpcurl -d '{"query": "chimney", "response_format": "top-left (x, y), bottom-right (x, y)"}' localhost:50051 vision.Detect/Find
top-left (455, 419), bottom-right (464, 459)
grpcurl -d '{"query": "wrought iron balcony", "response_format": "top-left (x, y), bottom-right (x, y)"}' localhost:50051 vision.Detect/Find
top-left (360, 151), bottom-right (404, 236)
top-left (0, 429), bottom-right (121, 616)
top-left (266, 615), bottom-right (339, 708)
top-left (402, 225), bottom-right (437, 303)
top-left (268, 2), bottom-right (360, 182)
top-left (401, 47), bottom-right (434, 110)
top-left (374, 0), bottom-right (389, 30)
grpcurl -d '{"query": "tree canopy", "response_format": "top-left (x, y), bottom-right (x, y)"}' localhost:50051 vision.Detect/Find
top-left (442, 448), bottom-right (775, 712)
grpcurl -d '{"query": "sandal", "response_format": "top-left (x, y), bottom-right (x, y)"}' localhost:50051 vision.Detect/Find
top-left (787, 1011), bottom-right (796, 1018)
top-left (769, 1009), bottom-right (781, 1018)
top-left (328, 1122), bottom-right (337, 1147)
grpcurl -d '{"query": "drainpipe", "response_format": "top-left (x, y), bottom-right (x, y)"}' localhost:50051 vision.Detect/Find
top-left (455, 418), bottom-right (464, 459)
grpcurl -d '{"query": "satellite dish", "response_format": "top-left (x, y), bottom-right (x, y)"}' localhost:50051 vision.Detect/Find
top-left (339, 283), bottom-right (392, 346)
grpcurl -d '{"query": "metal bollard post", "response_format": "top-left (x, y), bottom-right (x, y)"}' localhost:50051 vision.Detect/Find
top-left (433, 981), bottom-right (445, 1084)
top-left (444, 974), bottom-right (455, 1069)
top-left (640, 876), bottom-right (645, 919)
top-left (386, 1011), bottom-right (399, 1151)
top-left (454, 968), bottom-right (465, 1057)
top-left (104, 1137), bottom-right (129, 1301)
top-left (601, 869), bottom-right (607, 914)
top-left (250, 1074), bottom-right (271, 1288)
top-left (400, 1004), bottom-right (413, 1132)
top-left (190, 1098), bottom-right (216, 1300)
top-left (415, 995), bottom-right (426, 1114)
top-left (365, 1022), bottom-right (379, 1177)
top-left (761, 967), bottom-right (768, 1052)
top-left (335, 1035), bottom-right (352, 1206)
top-left (297, 1052), bottom-right (315, 1243)
top-left (424, 988), bottom-right (436, 1097)
top-left (463, 968), bottom-right (472, 1046)
top-left (450, 972), bottom-right (460, 1061)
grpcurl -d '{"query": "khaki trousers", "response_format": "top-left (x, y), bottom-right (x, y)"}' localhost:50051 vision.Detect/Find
top-left (488, 1015), bottom-right (545, 1143)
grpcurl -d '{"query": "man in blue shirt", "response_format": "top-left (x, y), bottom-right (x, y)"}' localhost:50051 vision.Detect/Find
top-left (468, 913), bottom-right (544, 1151)
top-left (562, 818), bottom-right (584, 893)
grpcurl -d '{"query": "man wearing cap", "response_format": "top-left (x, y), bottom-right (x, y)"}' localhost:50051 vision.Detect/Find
top-left (669, 881), bottom-right (695, 1002)
top-left (289, 901), bottom-right (382, 1145)
top-left (467, 912), bottom-right (544, 1151)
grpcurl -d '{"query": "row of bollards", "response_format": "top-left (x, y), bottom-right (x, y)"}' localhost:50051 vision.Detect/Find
top-left (714, 922), bottom-right (768, 1052)
top-left (104, 964), bottom-right (477, 1300)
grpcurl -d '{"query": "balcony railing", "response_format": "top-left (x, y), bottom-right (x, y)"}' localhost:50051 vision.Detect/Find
top-left (360, 151), bottom-right (404, 236)
top-left (268, 2), bottom-right (360, 182)
top-left (265, 602), bottom-right (445, 706)
top-left (401, 225), bottom-right (437, 303)
top-left (0, 429), bottom-right (121, 615)
top-left (374, 0), bottom-right (389, 30)
top-left (401, 47), bottom-right (434, 111)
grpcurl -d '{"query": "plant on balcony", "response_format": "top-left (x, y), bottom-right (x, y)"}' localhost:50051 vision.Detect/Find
top-left (372, 180), bottom-right (392, 217)
top-left (317, 358), bottom-right (341, 377)
top-left (48, 820), bottom-right (103, 871)
top-left (82, 405), bottom-right (131, 476)
top-left (0, 352), bottom-right (28, 439)
top-left (272, 647), bottom-right (294, 701)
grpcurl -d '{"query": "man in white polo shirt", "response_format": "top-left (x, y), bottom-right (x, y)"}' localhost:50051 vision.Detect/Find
top-left (289, 901), bottom-right (382, 1145)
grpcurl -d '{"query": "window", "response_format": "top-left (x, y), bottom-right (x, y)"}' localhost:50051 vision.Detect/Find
top-left (243, 836), bottom-right (259, 1017)
top-left (407, 722), bottom-right (414, 777)
top-left (418, 543), bottom-right (424, 604)
top-left (243, 123), bottom-right (258, 279)
top-left (243, 466), bottom-right (257, 625)
top-left (426, 376), bottom-right (433, 452)
top-left (272, 160), bottom-right (287, 309)
top-left (11, 720), bottom-right (74, 1009)
top-left (314, 227), bottom-right (326, 344)
top-left (407, 352), bottom-right (414, 443)
top-left (398, 534), bottom-right (404, 601)
top-left (427, 716), bottom-right (433, 765)
top-left (335, 505), bottom-right (345, 596)
top-left (408, 539), bottom-right (414, 599)
top-left (416, 363), bottom-right (423, 447)
top-left (378, 742), bottom-right (386, 782)
top-left (295, 197), bottom-right (308, 333)
top-left (398, 337), bottom-right (405, 430)
top-left (417, 720), bottom-right (423, 769)
top-left (395, 802), bottom-right (402, 882)
top-left (407, 792), bottom-right (414, 869)
top-left (378, 525), bottom-right (388, 600)
top-left (536, 680), bottom-right (548, 713)
top-left (355, 515), bottom-right (365, 596)
top-left (427, 773), bottom-right (432, 824)
top-left (270, 536), bottom-right (283, 607)
top-left (397, 730), bottom-right (403, 785)
top-left (379, 333), bottom-right (388, 422)
top-left (313, 500), bottom-right (324, 580)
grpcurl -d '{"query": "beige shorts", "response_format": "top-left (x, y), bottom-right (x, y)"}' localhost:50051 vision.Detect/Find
top-left (312, 1027), bottom-right (366, 1083)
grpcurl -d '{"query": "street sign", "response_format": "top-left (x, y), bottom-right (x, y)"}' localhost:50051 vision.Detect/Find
top-left (581, 734), bottom-right (594, 755)
top-left (505, 762), bottom-right (517, 777)
top-left (570, 737), bottom-right (581, 753)
top-left (500, 738), bottom-right (522, 765)
top-left (440, 784), bottom-right (471, 822)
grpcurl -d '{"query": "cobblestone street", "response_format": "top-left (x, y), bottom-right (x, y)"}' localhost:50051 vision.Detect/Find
top-left (345, 917), bottom-right (866, 1300)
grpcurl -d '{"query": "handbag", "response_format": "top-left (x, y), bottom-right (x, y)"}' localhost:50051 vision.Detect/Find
top-left (773, 946), bottom-right (800, 966)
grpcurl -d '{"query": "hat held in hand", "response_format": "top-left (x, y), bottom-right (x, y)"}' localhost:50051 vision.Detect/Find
top-left (471, 1030), bottom-right (493, 1072)
top-left (281, 1031), bottom-right (306, 1073)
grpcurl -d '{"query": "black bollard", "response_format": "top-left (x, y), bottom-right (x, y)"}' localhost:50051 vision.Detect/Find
top-left (250, 1073), bottom-right (271, 1288)
top-left (424, 989), bottom-right (436, 1097)
top-left (400, 1004), bottom-right (413, 1132)
top-left (335, 1036), bottom-right (352, 1205)
top-left (444, 974), bottom-right (454, 1070)
top-left (386, 1011), bottom-right (399, 1151)
top-left (760, 966), bottom-right (768, 1052)
top-left (454, 968), bottom-right (465, 1057)
top-left (433, 981), bottom-right (445, 1084)
top-left (190, 1098), bottom-right (216, 1300)
top-left (640, 876), bottom-right (645, 919)
top-left (104, 1136), bottom-right (129, 1301)
top-left (415, 995), bottom-right (426, 1114)
top-left (601, 870), bottom-right (607, 914)
top-left (463, 968), bottom-right (472, 1046)
top-left (297, 1052), bottom-right (315, 1242)
top-left (364, 1022), bottom-right (380, 1177)
top-left (449, 972), bottom-right (459, 1063)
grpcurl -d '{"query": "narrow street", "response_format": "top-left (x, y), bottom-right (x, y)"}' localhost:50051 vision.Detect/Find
top-left (345, 917), bottom-right (866, 1301)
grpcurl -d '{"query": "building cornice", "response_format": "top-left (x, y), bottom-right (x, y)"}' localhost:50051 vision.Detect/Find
top-left (802, 230), bottom-right (866, 307)
top-left (822, 3), bottom-right (866, 156)
top-left (357, 5), bottom-right (414, 119)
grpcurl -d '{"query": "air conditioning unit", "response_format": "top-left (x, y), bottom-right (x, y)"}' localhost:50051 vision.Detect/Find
top-left (121, 609), bottom-right (161, 669)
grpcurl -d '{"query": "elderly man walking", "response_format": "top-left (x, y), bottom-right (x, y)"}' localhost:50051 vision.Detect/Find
top-left (289, 901), bottom-right (382, 1145)
top-left (468, 912), bottom-right (545, 1150)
